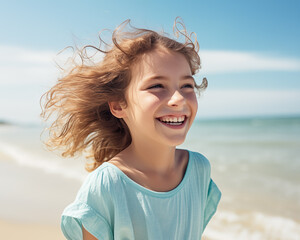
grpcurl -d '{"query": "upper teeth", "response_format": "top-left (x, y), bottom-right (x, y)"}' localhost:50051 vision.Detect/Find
top-left (159, 116), bottom-right (185, 122)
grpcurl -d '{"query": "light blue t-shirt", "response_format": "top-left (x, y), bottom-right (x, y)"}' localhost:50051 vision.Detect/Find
top-left (61, 150), bottom-right (221, 240)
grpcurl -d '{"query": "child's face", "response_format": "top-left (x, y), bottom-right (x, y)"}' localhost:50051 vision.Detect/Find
top-left (121, 47), bottom-right (198, 147)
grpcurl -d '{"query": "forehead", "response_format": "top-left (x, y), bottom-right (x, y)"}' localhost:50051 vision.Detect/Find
top-left (130, 48), bottom-right (191, 82)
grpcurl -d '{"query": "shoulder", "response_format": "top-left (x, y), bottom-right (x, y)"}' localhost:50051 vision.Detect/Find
top-left (188, 150), bottom-right (211, 169)
top-left (75, 163), bottom-right (121, 203)
top-left (186, 150), bottom-right (212, 182)
top-left (81, 164), bottom-right (112, 190)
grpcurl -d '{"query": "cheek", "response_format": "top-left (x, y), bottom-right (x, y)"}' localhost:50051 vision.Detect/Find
top-left (188, 95), bottom-right (198, 127)
top-left (139, 93), bottom-right (162, 109)
top-left (185, 92), bottom-right (198, 109)
top-left (192, 95), bottom-right (198, 111)
top-left (187, 95), bottom-right (198, 122)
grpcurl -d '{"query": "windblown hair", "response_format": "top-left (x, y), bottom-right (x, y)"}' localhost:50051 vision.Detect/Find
top-left (40, 18), bottom-right (207, 172)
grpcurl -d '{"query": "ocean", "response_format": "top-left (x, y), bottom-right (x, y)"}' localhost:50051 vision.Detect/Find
top-left (0, 116), bottom-right (299, 239)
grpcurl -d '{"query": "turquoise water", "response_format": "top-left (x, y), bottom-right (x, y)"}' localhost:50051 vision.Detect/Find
top-left (183, 117), bottom-right (300, 210)
top-left (1, 116), bottom-right (300, 239)
top-left (181, 116), bottom-right (300, 239)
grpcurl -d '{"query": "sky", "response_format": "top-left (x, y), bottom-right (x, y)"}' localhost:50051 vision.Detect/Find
top-left (0, 0), bottom-right (300, 124)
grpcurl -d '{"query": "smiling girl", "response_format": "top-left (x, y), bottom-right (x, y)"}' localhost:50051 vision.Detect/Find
top-left (41, 18), bottom-right (221, 240)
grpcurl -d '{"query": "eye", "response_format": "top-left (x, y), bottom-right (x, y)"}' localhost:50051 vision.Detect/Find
top-left (148, 84), bottom-right (163, 89)
top-left (182, 83), bottom-right (195, 89)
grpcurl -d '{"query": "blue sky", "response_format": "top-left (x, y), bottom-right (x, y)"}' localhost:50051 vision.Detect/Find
top-left (0, 0), bottom-right (300, 124)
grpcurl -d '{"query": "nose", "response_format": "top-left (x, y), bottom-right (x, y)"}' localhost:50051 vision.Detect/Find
top-left (167, 90), bottom-right (185, 107)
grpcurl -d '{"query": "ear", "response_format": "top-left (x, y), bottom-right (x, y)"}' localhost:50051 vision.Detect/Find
top-left (108, 101), bottom-right (126, 119)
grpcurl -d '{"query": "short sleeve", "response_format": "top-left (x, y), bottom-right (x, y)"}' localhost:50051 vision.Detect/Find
top-left (203, 179), bottom-right (221, 230)
top-left (61, 201), bottom-right (113, 240)
top-left (61, 167), bottom-right (114, 240)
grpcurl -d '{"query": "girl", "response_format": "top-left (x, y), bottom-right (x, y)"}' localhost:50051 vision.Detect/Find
top-left (41, 19), bottom-right (221, 240)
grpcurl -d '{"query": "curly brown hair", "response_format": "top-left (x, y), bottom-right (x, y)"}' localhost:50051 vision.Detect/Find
top-left (40, 18), bottom-right (207, 172)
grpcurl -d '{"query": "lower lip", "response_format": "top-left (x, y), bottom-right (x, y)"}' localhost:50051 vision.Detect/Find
top-left (156, 118), bottom-right (188, 129)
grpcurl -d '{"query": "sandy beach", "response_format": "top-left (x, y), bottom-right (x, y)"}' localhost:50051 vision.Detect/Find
top-left (0, 220), bottom-right (64, 240)
top-left (0, 147), bottom-right (83, 240)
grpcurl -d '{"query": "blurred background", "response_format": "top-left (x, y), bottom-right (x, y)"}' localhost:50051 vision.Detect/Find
top-left (0, 0), bottom-right (299, 239)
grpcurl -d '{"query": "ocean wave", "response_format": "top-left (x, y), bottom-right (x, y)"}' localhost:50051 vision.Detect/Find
top-left (203, 210), bottom-right (300, 240)
top-left (0, 141), bottom-right (86, 181)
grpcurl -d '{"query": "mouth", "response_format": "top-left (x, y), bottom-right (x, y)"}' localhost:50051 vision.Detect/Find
top-left (156, 115), bottom-right (187, 126)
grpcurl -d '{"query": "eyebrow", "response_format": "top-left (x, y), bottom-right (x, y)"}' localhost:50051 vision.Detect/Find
top-left (144, 75), bottom-right (195, 82)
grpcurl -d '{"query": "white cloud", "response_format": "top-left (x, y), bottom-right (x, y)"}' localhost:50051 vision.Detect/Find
top-left (0, 45), bottom-right (104, 85)
top-left (0, 45), bottom-right (58, 85)
top-left (199, 50), bottom-right (300, 74)
top-left (0, 46), bottom-right (300, 86)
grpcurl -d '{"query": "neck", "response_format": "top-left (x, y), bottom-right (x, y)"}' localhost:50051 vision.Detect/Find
top-left (123, 140), bottom-right (177, 174)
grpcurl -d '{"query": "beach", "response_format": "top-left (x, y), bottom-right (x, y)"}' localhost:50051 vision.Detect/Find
top-left (0, 124), bottom-right (85, 239)
top-left (0, 146), bottom-right (82, 239)
top-left (0, 220), bottom-right (64, 240)
top-left (1, 116), bottom-right (300, 239)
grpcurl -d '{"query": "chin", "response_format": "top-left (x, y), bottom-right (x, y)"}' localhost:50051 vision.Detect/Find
top-left (166, 136), bottom-right (187, 147)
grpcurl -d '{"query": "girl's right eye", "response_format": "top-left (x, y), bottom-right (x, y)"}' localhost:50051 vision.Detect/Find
top-left (148, 84), bottom-right (163, 89)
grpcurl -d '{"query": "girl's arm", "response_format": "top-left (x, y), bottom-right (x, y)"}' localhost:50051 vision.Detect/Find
top-left (82, 226), bottom-right (98, 240)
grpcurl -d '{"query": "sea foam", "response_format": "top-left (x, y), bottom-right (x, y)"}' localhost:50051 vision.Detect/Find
top-left (0, 141), bottom-right (86, 181)
top-left (203, 210), bottom-right (300, 240)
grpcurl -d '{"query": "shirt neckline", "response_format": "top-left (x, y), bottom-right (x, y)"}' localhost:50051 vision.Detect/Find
top-left (102, 150), bottom-right (193, 198)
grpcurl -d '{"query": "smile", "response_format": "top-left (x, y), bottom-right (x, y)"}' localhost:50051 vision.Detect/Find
top-left (157, 115), bottom-right (186, 126)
